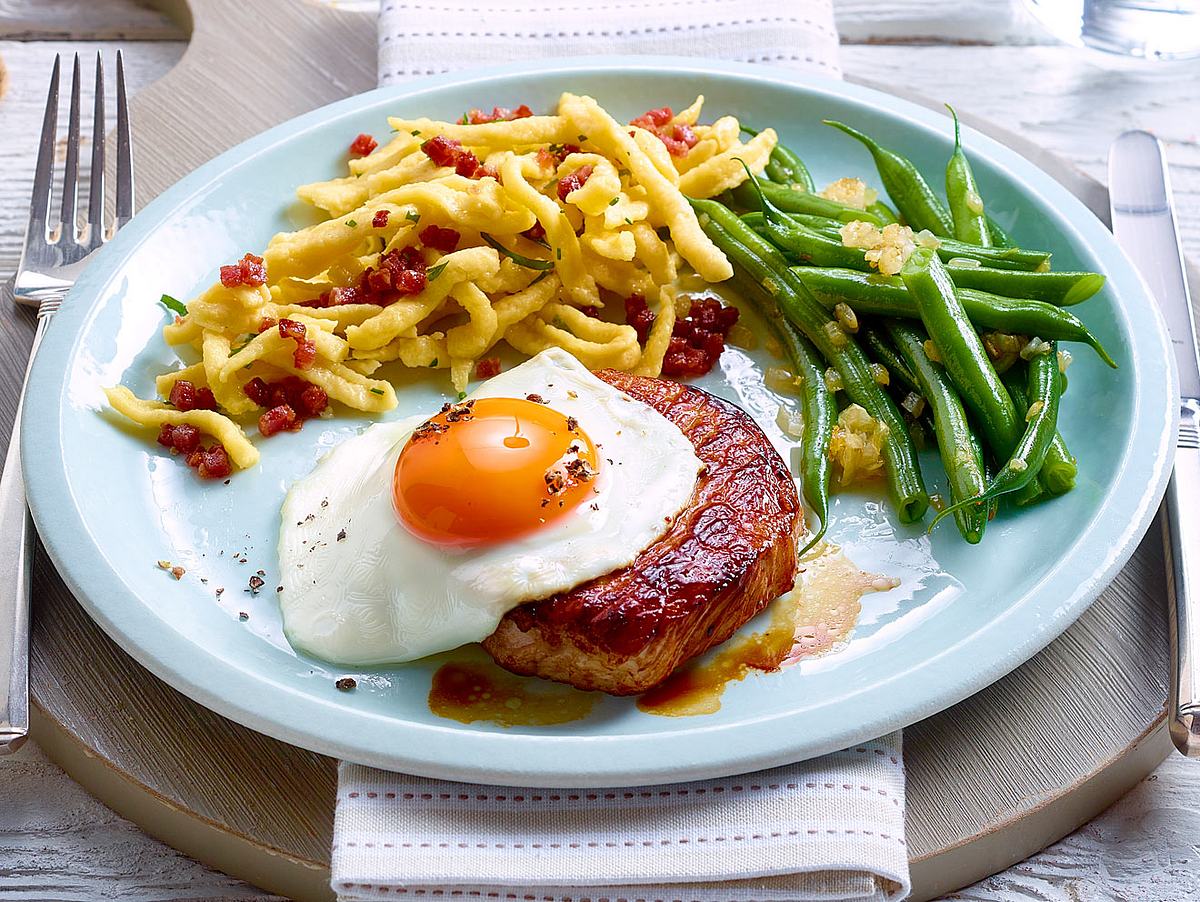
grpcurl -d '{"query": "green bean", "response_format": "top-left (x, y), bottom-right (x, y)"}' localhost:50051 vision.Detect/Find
top-left (944, 106), bottom-right (991, 246)
top-left (789, 267), bottom-right (1117, 367)
top-left (823, 119), bottom-right (955, 236)
top-left (943, 265), bottom-right (1106, 306)
top-left (742, 212), bottom-right (868, 268)
top-left (860, 325), bottom-right (921, 395)
top-left (767, 146), bottom-right (816, 193)
top-left (985, 214), bottom-right (1013, 248)
top-left (1002, 366), bottom-right (1077, 495)
top-left (690, 197), bottom-right (929, 522)
top-left (779, 323), bottom-right (836, 553)
top-left (900, 246), bottom-right (1024, 462)
top-left (868, 200), bottom-right (900, 224)
top-left (888, 321), bottom-right (990, 543)
top-left (933, 345), bottom-right (1062, 529)
top-left (730, 180), bottom-right (890, 225)
top-left (740, 124), bottom-right (816, 192)
top-left (792, 217), bottom-right (1052, 272)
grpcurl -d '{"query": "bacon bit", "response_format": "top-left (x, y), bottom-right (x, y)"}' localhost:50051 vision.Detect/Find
top-left (219, 253), bottom-right (267, 288)
top-left (298, 383), bottom-right (327, 416)
top-left (421, 135), bottom-right (462, 167)
top-left (579, 305), bottom-right (601, 318)
top-left (525, 393), bottom-right (546, 404)
top-left (372, 209), bottom-right (390, 228)
top-left (258, 404), bottom-right (298, 437)
top-left (243, 377), bottom-right (271, 407)
top-left (475, 163), bottom-right (499, 181)
top-left (476, 357), bottom-right (501, 379)
top-left (523, 222), bottom-right (547, 242)
top-left (466, 104), bottom-right (534, 124)
top-left (662, 298), bottom-right (740, 377)
top-left (276, 318), bottom-right (317, 370)
top-left (630, 106), bottom-right (673, 130)
top-left (258, 317), bottom-right (277, 333)
top-left (420, 134), bottom-right (494, 180)
top-left (535, 147), bottom-right (557, 170)
top-left (170, 566), bottom-right (186, 580)
top-left (168, 380), bottom-right (217, 412)
top-left (248, 574), bottom-right (265, 593)
top-left (557, 164), bottom-right (594, 202)
top-left (303, 246), bottom-right (427, 308)
top-left (349, 133), bottom-right (378, 156)
top-left (186, 443), bottom-right (233, 479)
top-left (454, 149), bottom-right (482, 177)
top-left (157, 423), bottom-right (201, 455)
top-left (624, 294), bottom-right (656, 343)
top-left (335, 676), bottom-right (357, 692)
top-left (292, 339), bottom-right (317, 369)
top-left (278, 318), bottom-right (306, 342)
top-left (244, 377), bottom-right (328, 436)
top-left (629, 107), bottom-right (698, 157)
top-left (418, 224), bottom-right (461, 254)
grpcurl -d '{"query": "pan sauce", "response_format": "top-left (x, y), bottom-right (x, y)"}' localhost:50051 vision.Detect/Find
top-left (427, 542), bottom-right (896, 726)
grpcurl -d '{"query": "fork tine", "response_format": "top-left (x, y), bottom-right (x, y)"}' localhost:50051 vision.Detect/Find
top-left (86, 52), bottom-right (106, 249)
top-left (27, 54), bottom-right (61, 235)
top-left (114, 50), bottom-right (134, 228)
top-left (59, 54), bottom-right (82, 243)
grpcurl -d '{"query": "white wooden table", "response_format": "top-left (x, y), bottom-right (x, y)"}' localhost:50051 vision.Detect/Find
top-left (1, 1), bottom-right (1198, 899)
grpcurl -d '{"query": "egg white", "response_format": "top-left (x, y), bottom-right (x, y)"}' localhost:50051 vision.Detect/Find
top-left (278, 348), bottom-right (703, 666)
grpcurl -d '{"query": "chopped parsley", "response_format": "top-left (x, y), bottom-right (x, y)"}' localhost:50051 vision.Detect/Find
top-left (608, 196), bottom-right (620, 206)
top-left (457, 391), bottom-right (467, 401)
top-left (159, 293), bottom-right (187, 316)
top-left (411, 129), bottom-right (421, 136)
top-left (405, 210), bottom-right (421, 224)
top-left (426, 261), bottom-right (449, 282)
top-left (577, 134), bottom-right (587, 143)
top-left (430, 358), bottom-right (439, 367)
top-left (556, 247), bottom-right (563, 261)
top-left (345, 219), bottom-right (357, 228)
top-left (369, 387), bottom-right (384, 395)
top-left (230, 334), bottom-right (257, 355)
top-left (624, 217), bottom-right (633, 225)
top-left (480, 233), bottom-right (554, 271)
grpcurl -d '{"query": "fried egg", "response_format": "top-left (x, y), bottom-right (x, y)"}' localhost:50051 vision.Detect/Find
top-left (278, 348), bottom-right (703, 665)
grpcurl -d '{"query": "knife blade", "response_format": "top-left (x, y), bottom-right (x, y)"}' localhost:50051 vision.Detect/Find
top-left (1109, 129), bottom-right (1200, 757)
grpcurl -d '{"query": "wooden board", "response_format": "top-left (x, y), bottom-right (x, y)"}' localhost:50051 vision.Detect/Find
top-left (8, 1), bottom-right (1179, 900)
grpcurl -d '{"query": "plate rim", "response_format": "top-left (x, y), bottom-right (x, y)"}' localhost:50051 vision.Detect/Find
top-left (22, 55), bottom-right (1178, 787)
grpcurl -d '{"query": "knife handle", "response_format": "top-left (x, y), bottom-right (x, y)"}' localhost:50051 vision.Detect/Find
top-left (1166, 398), bottom-right (1200, 755)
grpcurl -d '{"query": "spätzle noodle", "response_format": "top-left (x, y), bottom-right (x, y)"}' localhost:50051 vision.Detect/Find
top-left (108, 93), bottom-right (769, 477)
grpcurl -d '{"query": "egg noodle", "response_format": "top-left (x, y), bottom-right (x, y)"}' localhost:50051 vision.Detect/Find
top-left (106, 93), bottom-right (776, 473)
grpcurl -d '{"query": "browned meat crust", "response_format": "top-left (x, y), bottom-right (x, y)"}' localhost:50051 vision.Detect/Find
top-left (482, 370), bottom-right (802, 696)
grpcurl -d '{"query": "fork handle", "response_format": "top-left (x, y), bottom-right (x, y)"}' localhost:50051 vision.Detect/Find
top-left (0, 311), bottom-right (52, 755)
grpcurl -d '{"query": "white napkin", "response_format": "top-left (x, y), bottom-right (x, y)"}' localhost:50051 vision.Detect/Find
top-left (377, 0), bottom-right (841, 84)
top-left (338, 4), bottom-right (910, 901)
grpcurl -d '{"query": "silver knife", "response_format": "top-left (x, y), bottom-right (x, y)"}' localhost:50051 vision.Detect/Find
top-left (1109, 130), bottom-right (1200, 757)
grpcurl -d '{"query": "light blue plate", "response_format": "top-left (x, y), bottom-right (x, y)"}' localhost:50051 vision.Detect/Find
top-left (22, 58), bottom-right (1176, 787)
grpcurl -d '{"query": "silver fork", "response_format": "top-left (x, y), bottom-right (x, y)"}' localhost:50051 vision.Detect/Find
top-left (0, 51), bottom-right (134, 754)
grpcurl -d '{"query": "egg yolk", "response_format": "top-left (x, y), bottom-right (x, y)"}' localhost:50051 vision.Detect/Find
top-left (393, 397), bottom-right (600, 548)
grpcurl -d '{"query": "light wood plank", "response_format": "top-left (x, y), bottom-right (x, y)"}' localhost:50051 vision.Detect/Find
top-left (0, 741), bottom-right (281, 901)
top-left (0, 0), bottom-right (187, 41)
